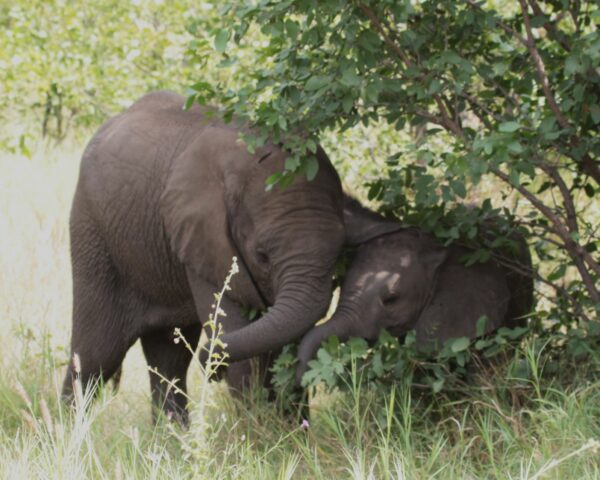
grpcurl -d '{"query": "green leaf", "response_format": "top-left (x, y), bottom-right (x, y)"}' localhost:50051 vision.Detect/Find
top-left (285, 156), bottom-right (300, 171)
top-left (341, 67), bottom-right (360, 87)
top-left (278, 172), bottom-right (295, 189)
top-left (317, 347), bottom-right (332, 361)
top-left (548, 263), bottom-right (567, 282)
top-left (365, 82), bottom-right (380, 103)
top-left (510, 359), bottom-right (531, 381)
top-left (584, 184), bottom-right (595, 197)
top-left (306, 138), bottom-right (317, 153)
top-left (304, 156), bottom-right (319, 181)
top-left (214, 29), bottom-right (229, 53)
top-left (428, 78), bottom-right (442, 95)
top-left (190, 81), bottom-right (212, 92)
top-left (347, 337), bottom-right (369, 358)
top-left (509, 168), bottom-right (520, 187)
top-left (507, 141), bottom-right (524, 154)
top-left (475, 338), bottom-right (494, 350)
top-left (305, 76), bottom-right (329, 91)
top-left (476, 315), bottom-right (489, 337)
top-left (499, 121), bottom-right (520, 133)
top-left (183, 94), bottom-right (196, 111)
top-left (539, 117), bottom-right (556, 133)
top-left (450, 337), bottom-right (470, 353)
top-left (497, 327), bottom-right (528, 340)
top-left (278, 116), bottom-right (287, 131)
top-left (531, 15), bottom-right (547, 28)
top-left (565, 54), bottom-right (582, 76)
top-left (432, 378), bottom-right (445, 393)
top-left (342, 94), bottom-right (354, 113)
top-left (265, 173), bottom-right (282, 191)
top-left (285, 19), bottom-right (299, 38)
top-left (442, 51), bottom-right (462, 65)
top-left (450, 179), bottom-right (467, 198)
top-left (493, 61), bottom-right (509, 76)
top-left (590, 104), bottom-right (600, 124)
top-left (372, 352), bottom-right (384, 377)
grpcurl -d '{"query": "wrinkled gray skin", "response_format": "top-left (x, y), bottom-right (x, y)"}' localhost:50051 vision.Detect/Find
top-left (296, 198), bottom-right (533, 383)
top-left (62, 91), bottom-right (345, 424)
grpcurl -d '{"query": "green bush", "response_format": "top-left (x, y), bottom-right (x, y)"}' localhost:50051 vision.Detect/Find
top-left (187, 0), bottom-right (599, 392)
top-left (1, 0), bottom-right (210, 146)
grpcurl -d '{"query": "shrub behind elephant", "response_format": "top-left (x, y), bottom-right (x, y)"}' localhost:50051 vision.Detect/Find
top-left (63, 91), bottom-right (345, 424)
top-left (296, 198), bottom-right (534, 383)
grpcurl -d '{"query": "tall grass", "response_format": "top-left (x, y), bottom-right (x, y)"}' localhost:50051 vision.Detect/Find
top-left (0, 139), bottom-right (598, 479)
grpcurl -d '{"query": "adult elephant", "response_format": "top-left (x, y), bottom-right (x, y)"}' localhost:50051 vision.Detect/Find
top-left (62, 91), bottom-right (345, 424)
top-left (296, 197), bottom-right (533, 383)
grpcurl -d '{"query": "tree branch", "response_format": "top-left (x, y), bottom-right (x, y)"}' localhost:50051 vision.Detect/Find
top-left (357, 4), bottom-right (413, 68)
top-left (492, 167), bottom-right (600, 302)
top-left (539, 162), bottom-right (600, 289)
top-left (358, 3), bottom-right (467, 140)
top-left (526, 0), bottom-right (571, 52)
top-left (434, 96), bottom-right (464, 138)
top-left (579, 154), bottom-right (600, 185)
top-left (464, 0), bottom-right (528, 47)
top-left (466, 0), bottom-right (600, 185)
top-left (361, 0), bottom-right (600, 306)
top-left (569, 0), bottom-right (581, 33)
top-left (460, 91), bottom-right (503, 126)
top-left (519, 1), bottom-right (600, 185)
top-left (519, 0), bottom-right (570, 131)
top-left (490, 248), bottom-right (591, 323)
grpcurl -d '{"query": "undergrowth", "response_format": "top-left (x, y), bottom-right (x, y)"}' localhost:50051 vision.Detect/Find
top-left (0, 332), bottom-right (598, 479)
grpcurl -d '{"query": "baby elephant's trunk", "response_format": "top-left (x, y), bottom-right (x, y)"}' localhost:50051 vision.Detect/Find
top-left (295, 312), bottom-right (354, 386)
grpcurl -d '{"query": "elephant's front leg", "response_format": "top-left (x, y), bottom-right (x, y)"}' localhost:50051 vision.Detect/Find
top-left (141, 324), bottom-right (201, 426)
top-left (186, 269), bottom-right (307, 416)
top-left (185, 269), bottom-right (258, 392)
top-left (219, 320), bottom-right (308, 420)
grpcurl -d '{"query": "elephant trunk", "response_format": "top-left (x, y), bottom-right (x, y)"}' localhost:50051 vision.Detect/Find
top-left (295, 308), bottom-right (356, 385)
top-left (219, 275), bottom-right (333, 363)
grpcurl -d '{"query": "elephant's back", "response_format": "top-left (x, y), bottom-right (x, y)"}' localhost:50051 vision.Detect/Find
top-left (77, 91), bottom-right (211, 209)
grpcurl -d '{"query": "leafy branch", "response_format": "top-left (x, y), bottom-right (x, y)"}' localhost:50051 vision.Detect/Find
top-left (191, 0), bottom-right (599, 329)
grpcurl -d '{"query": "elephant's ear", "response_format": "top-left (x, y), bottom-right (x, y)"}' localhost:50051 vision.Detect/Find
top-left (159, 134), bottom-right (236, 278)
top-left (344, 195), bottom-right (405, 245)
top-left (418, 246), bottom-right (449, 307)
top-left (422, 247), bottom-right (448, 278)
top-left (416, 262), bottom-right (510, 347)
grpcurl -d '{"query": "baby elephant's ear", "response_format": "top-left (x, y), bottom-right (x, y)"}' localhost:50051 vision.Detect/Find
top-left (422, 248), bottom-right (448, 277)
top-left (344, 196), bottom-right (404, 245)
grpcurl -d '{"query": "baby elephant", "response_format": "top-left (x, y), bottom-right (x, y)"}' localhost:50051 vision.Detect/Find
top-left (296, 198), bottom-right (533, 383)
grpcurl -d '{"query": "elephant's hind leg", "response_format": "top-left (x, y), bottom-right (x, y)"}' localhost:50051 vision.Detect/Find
top-left (62, 221), bottom-right (139, 404)
top-left (141, 324), bottom-right (201, 427)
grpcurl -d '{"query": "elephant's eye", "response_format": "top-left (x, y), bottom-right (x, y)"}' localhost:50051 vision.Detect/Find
top-left (256, 248), bottom-right (269, 265)
top-left (381, 294), bottom-right (399, 307)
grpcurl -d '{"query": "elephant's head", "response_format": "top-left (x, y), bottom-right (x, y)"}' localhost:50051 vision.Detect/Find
top-left (296, 197), bottom-right (447, 383)
top-left (161, 126), bottom-right (345, 363)
top-left (219, 142), bottom-right (348, 361)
